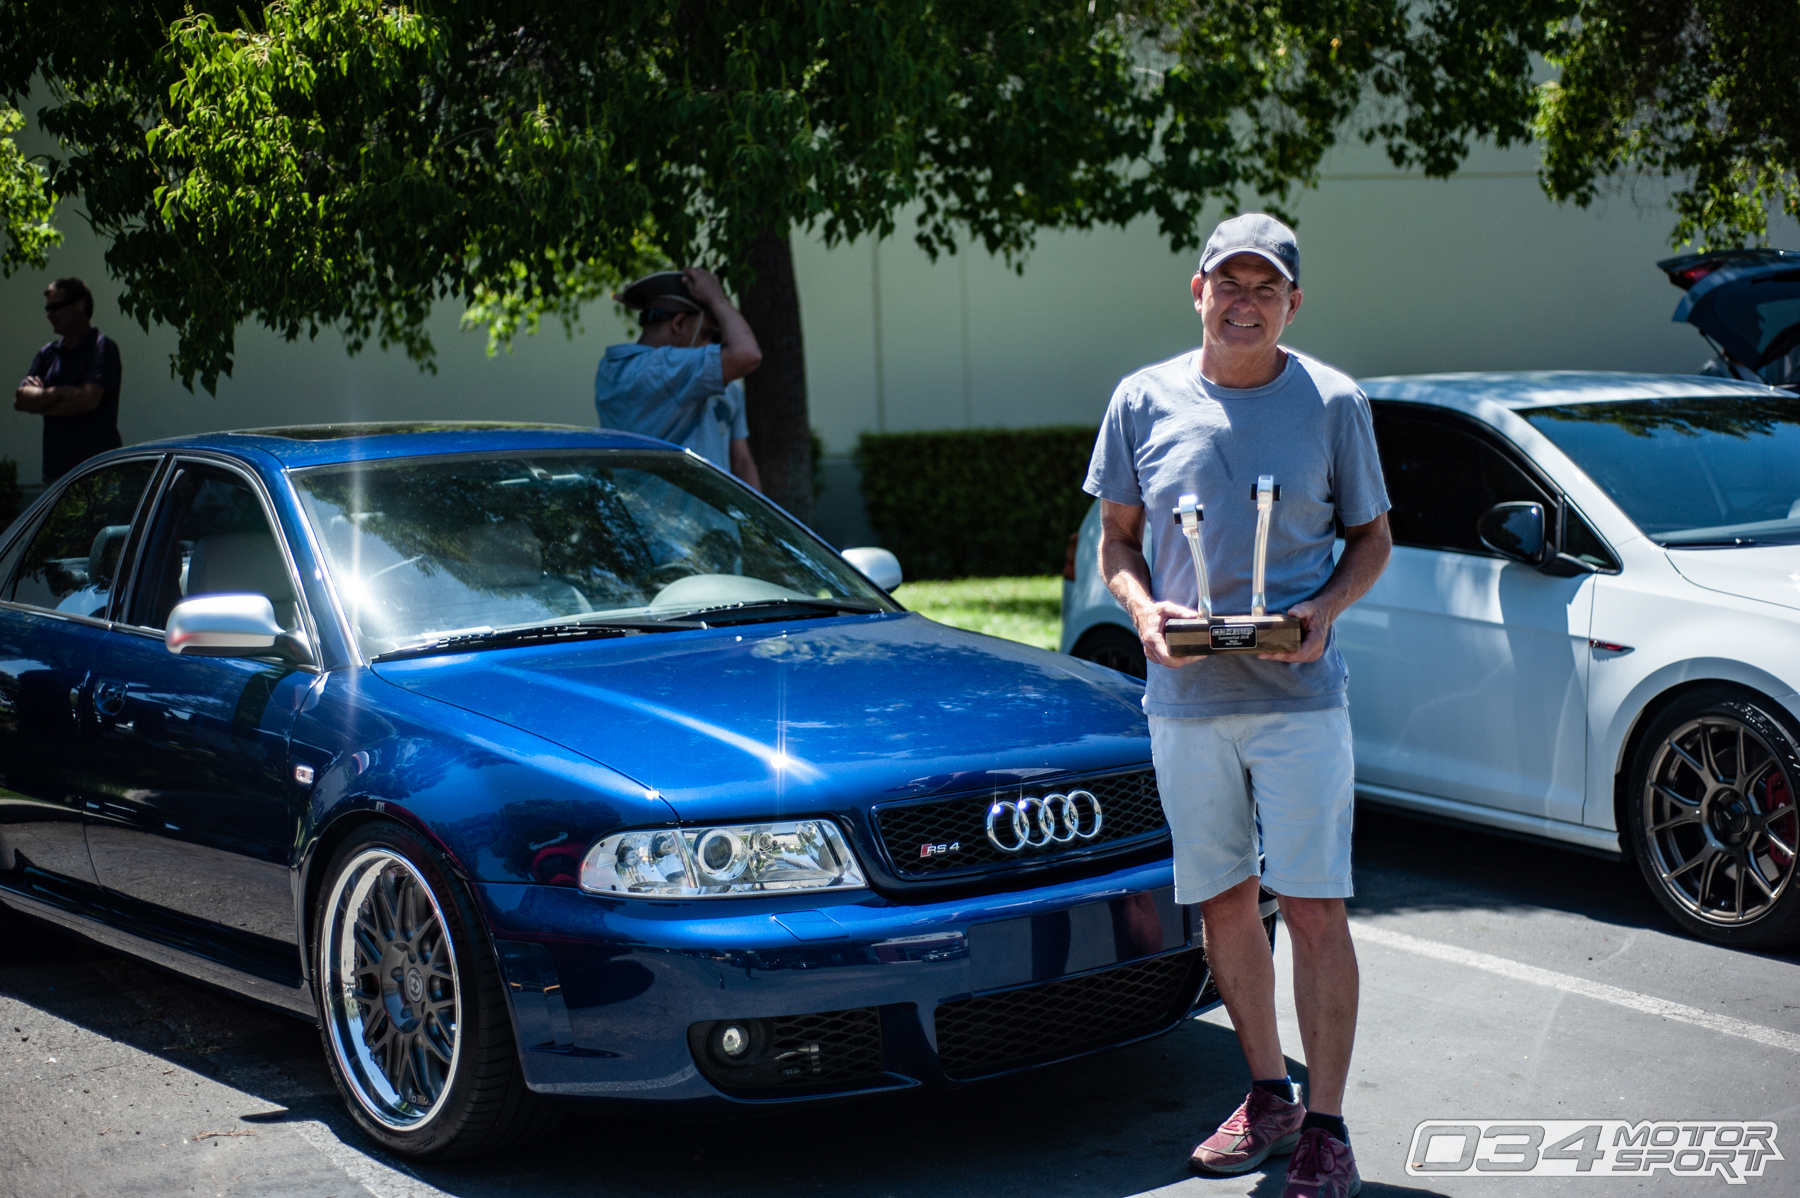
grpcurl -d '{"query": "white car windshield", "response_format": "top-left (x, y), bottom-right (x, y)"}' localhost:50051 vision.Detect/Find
top-left (290, 450), bottom-right (894, 655)
top-left (1523, 395), bottom-right (1800, 547)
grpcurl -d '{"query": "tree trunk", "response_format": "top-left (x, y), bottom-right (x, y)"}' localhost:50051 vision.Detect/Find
top-left (739, 225), bottom-right (813, 524)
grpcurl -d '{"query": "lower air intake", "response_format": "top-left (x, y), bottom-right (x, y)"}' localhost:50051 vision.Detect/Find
top-left (933, 949), bottom-right (1204, 1080)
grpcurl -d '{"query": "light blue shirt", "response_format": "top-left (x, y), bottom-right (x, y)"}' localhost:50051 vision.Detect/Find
top-left (1084, 348), bottom-right (1389, 718)
top-left (595, 343), bottom-right (749, 471)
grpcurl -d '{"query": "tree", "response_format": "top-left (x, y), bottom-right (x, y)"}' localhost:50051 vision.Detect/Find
top-left (1, 1), bottom-right (1580, 519)
top-left (1534, 0), bottom-right (1800, 252)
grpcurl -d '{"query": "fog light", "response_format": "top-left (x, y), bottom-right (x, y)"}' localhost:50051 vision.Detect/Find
top-left (718, 1023), bottom-right (751, 1058)
top-left (704, 1018), bottom-right (767, 1068)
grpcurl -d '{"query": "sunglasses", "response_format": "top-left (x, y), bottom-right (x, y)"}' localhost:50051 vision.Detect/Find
top-left (44, 297), bottom-right (77, 313)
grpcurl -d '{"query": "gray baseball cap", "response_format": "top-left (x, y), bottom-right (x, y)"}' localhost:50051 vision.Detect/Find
top-left (1199, 213), bottom-right (1299, 283)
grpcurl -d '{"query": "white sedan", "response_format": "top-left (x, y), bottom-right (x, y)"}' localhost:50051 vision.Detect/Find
top-left (1063, 371), bottom-right (1800, 947)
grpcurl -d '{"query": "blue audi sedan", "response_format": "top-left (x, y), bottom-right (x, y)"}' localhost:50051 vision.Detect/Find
top-left (0, 424), bottom-right (1240, 1159)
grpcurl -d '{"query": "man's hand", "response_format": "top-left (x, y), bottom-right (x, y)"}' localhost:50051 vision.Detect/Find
top-left (680, 265), bottom-right (762, 383)
top-left (680, 266), bottom-right (727, 306)
top-left (1258, 597), bottom-right (1331, 663)
top-left (15, 376), bottom-right (46, 412)
top-left (1131, 598), bottom-right (1203, 669)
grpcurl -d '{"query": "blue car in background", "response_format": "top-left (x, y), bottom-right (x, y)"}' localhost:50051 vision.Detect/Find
top-left (0, 424), bottom-right (1250, 1159)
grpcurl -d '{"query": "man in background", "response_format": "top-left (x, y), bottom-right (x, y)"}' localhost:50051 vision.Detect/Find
top-left (14, 277), bottom-right (123, 484)
top-left (596, 267), bottom-right (763, 489)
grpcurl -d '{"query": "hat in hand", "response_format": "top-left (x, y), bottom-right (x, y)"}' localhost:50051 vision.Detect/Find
top-left (613, 271), bottom-right (705, 314)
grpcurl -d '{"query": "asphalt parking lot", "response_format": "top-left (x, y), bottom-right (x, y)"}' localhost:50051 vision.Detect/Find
top-left (3, 808), bottom-right (1797, 1198)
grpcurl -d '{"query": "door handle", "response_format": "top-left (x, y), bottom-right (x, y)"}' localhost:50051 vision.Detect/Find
top-left (94, 679), bottom-right (127, 717)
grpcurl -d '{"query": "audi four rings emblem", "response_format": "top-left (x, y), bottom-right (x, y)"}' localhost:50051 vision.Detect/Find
top-left (985, 790), bottom-right (1104, 853)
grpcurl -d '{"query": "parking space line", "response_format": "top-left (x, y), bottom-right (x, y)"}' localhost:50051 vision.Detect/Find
top-left (1351, 921), bottom-right (1800, 1054)
top-left (292, 1119), bottom-right (453, 1198)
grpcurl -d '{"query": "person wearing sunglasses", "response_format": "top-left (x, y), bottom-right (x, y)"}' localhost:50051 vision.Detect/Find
top-left (13, 276), bottom-right (123, 484)
top-left (594, 267), bottom-right (763, 489)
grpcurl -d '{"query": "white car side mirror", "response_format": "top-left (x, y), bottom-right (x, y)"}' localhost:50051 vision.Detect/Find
top-left (165, 593), bottom-right (284, 656)
top-left (841, 547), bottom-right (903, 592)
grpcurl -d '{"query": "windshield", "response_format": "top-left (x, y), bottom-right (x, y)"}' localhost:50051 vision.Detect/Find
top-left (1522, 395), bottom-right (1800, 547)
top-left (290, 450), bottom-right (895, 655)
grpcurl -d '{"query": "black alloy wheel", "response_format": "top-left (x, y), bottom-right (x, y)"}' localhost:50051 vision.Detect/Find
top-left (1626, 688), bottom-right (1800, 947)
top-left (1073, 625), bottom-right (1147, 680)
top-left (314, 821), bottom-right (559, 1158)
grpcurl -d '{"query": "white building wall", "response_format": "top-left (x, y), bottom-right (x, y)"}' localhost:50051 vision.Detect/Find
top-left (3, 140), bottom-right (1789, 490)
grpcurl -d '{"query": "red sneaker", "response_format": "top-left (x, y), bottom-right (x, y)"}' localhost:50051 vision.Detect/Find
top-left (1189, 1085), bottom-right (1306, 1175)
top-left (1282, 1126), bottom-right (1362, 1198)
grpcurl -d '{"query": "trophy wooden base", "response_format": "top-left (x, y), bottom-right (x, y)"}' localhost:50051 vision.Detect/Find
top-left (1166, 614), bottom-right (1304, 656)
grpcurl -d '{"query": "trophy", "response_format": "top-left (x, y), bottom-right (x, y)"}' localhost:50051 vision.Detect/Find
top-left (1164, 475), bottom-right (1304, 656)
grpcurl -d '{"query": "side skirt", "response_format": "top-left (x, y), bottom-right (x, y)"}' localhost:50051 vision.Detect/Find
top-left (1355, 783), bottom-right (1624, 861)
top-left (0, 877), bottom-right (316, 1020)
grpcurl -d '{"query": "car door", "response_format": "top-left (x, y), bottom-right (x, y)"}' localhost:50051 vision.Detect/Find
top-left (1341, 404), bottom-right (1595, 823)
top-left (82, 459), bottom-right (314, 977)
top-left (0, 456), bottom-right (161, 902)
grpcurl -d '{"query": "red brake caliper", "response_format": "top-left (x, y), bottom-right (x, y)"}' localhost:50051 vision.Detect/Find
top-left (1759, 771), bottom-right (1796, 868)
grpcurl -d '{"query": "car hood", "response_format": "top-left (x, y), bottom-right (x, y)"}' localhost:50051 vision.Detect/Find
top-left (371, 612), bottom-right (1149, 821)
top-left (1667, 545), bottom-right (1800, 613)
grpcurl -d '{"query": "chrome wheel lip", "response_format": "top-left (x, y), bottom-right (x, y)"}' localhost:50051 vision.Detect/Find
top-left (321, 847), bottom-right (463, 1131)
top-left (1642, 715), bottom-right (1800, 927)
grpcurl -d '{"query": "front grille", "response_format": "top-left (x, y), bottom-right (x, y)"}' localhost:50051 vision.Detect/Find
top-left (875, 768), bottom-right (1166, 877)
top-left (933, 949), bottom-right (1203, 1079)
top-left (689, 1007), bottom-right (885, 1095)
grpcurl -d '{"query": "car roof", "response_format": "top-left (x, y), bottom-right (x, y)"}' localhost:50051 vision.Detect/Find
top-left (1357, 370), bottom-right (1781, 417)
top-left (131, 421), bottom-right (681, 468)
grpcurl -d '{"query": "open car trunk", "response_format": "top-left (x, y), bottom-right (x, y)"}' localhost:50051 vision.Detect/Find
top-left (1661, 249), bottom-right (1800, 389)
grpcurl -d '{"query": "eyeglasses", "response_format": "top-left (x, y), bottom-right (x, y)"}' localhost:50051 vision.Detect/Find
top-left (44, 297), bottom-right (77, 313)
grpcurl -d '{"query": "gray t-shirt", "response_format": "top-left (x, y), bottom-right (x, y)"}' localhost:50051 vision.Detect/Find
top-left (595, 344), bottom-right (750, 471)
top-left (1084, 348), bottom-right (1389, 718)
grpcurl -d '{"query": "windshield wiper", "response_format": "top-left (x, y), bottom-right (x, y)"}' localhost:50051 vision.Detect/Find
top-left (653, 598), bottom-right (884, 625)
top-left (372, 616), bottom-right (702, 662)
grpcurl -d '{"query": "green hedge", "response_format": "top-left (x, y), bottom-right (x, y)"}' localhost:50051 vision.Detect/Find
top-left (855, 426), bottom-right (1098, 579)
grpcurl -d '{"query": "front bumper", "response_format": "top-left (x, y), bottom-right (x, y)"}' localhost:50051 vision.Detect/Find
top-left (479, 858), bottom-right (1221, 1108)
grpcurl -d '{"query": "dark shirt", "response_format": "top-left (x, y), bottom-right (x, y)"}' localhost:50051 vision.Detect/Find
top-left (28, 327), bottom-right (122, 482)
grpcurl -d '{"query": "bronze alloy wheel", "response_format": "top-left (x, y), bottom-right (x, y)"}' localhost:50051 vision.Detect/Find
top-left (1629, 689), bottom-right (1800, 947)
top-left (313, 822), bottom-right (557, 1158)
top-left (321, 848), bottom-right (463, 1129)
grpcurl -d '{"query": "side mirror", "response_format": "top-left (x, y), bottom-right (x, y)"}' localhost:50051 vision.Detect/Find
top-left (1477, 502), bottom-right (1547, 565)
top-left (841, 546), bottom-right (903, 592)
top-left (166, 593), bottom-right (286, 657)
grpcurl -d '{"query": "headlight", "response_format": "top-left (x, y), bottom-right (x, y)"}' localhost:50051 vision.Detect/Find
top-left (579, 820), bottom-right (867, 897)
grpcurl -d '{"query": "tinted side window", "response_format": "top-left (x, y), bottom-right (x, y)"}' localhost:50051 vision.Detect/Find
top-left (6, 459), bottom-right (158, 615)
top-left (127, 465), bottom-right (298, 632)
top-left (1373, 406), bottom-right (1553, 554)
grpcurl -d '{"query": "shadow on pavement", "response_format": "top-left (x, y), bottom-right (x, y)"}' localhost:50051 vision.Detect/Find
top-left (1, 900), bottom-right (1348, 1198)
top-left (15, 802), bottom-right (1775, 1197)
top-left (1350, 804), bottom-right (1800, 967)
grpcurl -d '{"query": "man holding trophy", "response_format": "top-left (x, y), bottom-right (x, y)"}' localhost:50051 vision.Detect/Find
top-left (1084, 214), bottom-right (1392, 1198)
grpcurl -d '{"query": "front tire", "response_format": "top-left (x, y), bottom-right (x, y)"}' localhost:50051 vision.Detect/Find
top-left (1626, 688), bottom-right (1800, 948)
top-left (1072, 624), bottom-right (1147, 680)
top-left (314, 821), bottom-right (557, 1159)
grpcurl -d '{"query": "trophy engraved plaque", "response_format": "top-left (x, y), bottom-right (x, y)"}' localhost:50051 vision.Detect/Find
top-left (1164, 474), bottom-right (1305, 656)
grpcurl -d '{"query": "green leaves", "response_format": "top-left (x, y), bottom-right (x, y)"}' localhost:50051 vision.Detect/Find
top-left (14, 0), bottom-right (1787, 398)
top-left (1534, 0), bottom-right (1800, 251)
top-left (0, 105), bottom-right (59, 276)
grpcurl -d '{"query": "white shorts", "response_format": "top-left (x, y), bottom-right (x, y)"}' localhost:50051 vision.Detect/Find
top-left (1148, 706), bottom-right (1355, 904)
